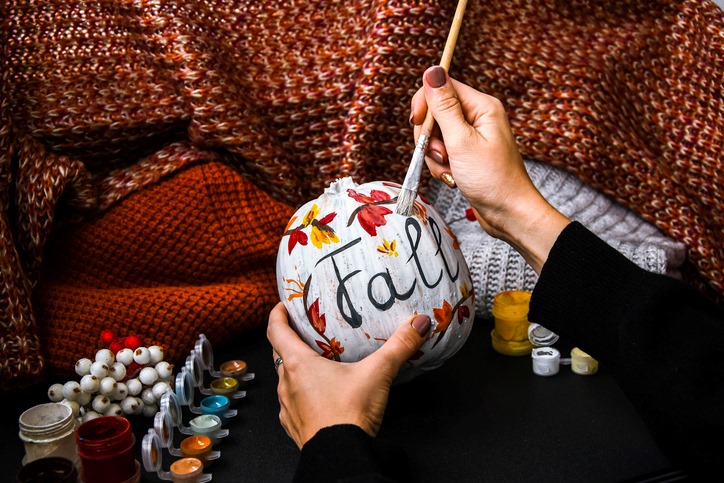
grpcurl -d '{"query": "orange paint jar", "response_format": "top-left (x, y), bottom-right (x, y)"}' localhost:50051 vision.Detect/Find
top-left (220, 359), bottom-right (254, 387)
top-left (180, 436), bottom-right (215, 467)
top-left (170, 457), bottom-right (204, 482)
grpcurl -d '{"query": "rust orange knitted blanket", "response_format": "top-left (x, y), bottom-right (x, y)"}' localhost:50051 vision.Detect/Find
top-left (1, 0), bottom-right (722, 389)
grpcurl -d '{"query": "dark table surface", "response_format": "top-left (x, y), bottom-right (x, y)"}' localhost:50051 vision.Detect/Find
top-left (7, 317), bottom-right (675, 482)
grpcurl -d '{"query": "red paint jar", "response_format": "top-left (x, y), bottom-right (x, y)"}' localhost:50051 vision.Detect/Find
top-left (76, 416), bottom-right (137, 483)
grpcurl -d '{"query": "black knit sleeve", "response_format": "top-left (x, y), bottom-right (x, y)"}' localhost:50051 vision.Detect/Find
top-left (529, 221), bottom-right (724, 478)
top-left (294, 424), bottom-right (411, 482)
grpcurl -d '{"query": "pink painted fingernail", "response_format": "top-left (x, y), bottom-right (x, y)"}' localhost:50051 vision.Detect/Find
top-left (426, 66), bottom-right (447, 88)
top-left (429, 150), bottom-right (444, 164)
top-left (411, 315), bottom-right (431, 337)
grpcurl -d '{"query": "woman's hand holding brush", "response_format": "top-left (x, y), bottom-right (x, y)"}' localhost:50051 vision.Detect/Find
top-left (410, 69), bottom-right (570, 274)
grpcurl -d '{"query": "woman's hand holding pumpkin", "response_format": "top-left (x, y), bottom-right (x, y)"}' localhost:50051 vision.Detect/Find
top-left (267, 302), bottom-right (432, 448)
top-left (410, 66), bottom-right (570, 273)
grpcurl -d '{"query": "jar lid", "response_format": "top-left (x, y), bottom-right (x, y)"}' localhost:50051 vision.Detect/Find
top-left (531, 347), bottom-right (561, 377)
top-left (142, 429), bottom-right (163, 473)
top-left (194, 334), bottom-right (215, 372)
top-left (175, 370), bottom-right (194, 406)
top-left (528, 323), bottom-right (559, 346)
top-left (18, 403), bottom-right (75, 441)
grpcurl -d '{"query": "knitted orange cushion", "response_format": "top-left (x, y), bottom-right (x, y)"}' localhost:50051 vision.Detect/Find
top-left (33, 159), bottom-right (293, 379)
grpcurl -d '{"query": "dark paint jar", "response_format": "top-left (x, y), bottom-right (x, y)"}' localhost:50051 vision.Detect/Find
top-left (76, 416), bottom-right (136, 483)
top-left (16, 456), bottom-right (79, 482)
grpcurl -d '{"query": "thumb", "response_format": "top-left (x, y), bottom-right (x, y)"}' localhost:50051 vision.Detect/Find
top-left (364, 314), bottom-right (431, 377)
top-left (422, 66), bottom-right (474, 145)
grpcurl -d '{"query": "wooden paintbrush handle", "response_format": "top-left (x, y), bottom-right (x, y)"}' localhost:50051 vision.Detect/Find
top-left (420, 0), bottom-right (468, 137)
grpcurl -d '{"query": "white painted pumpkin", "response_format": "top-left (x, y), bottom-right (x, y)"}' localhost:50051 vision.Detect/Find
top-left (276, 177), bottom-right (475, 382)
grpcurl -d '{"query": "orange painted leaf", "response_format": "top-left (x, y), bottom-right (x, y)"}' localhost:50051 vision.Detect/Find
top-left (433, 300), bottom-right (453, 334)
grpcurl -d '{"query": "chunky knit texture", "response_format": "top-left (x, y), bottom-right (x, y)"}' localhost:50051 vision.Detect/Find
top-left (1, 0), bottom-right (722, 389)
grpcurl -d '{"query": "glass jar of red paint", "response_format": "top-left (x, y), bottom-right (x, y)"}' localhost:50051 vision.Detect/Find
top-left (76, 416), bottom-right (139, 483)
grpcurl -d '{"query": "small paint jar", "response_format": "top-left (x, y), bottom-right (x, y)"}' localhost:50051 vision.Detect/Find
top-left (76, 416), bottom-right (139, 483)
top-left (189, 415), bottom-right (228, 446)
top-left (199, 395), bottom-right (233, 423)
top-left (18, 403), bottom-right (78, 466)
top-left (170, 457), bottom-right (204, 482)
top-left (16, 456), bottom-right (79, 483)
top-left (491, 290), bottom-right (533, 356)
top-left (180, 435), bottom-right (220, 468)
top-left (219, 360), bottom-right (254, 387)
top-left (531, 347), bottom-right (561, 376)
top-left (209, 377), bottom-right (245, 405)
top-left (571, 347), bottom-right (599, 375)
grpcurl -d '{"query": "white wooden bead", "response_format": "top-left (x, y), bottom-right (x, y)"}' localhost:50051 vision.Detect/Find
top-left (126, 378), bottom-right (143, 396)
top-left (148, 346), bottom-right (164, 365)
top-left (142, 402), bottom-right (158, 418)
top-left (80, 374), bottom-right (100, 393)
top-left (82, 410), bottom-right (101, 422)
top-left (120, 396), bottom-right (139, 415)
top-left (109, 362), bottom-right (127, 381)
top-left (133, 347), bottom-right (151, 365)
top-left (104, 403), bottom-right (123, 416)
top-left (133, 397), bottom-right (145, 415)
top-left (91, 394), bottom-right (111, 413)
top-left (48, 383), bottom-right (64, 402)
top-left (139, 367), bottom-right (158, 386)
top-left (75, 358), bottom-right (92, 376)
top-left (99, 376), bottom-right (117, 396)
top-left (155, 361), bottom-right (173, 379)
top-left (112, 382), bottom-right (129, 401)
top-left (116, 348), bottom-right (134, 366)
top-left (151, 381), bottom-right (170, 401)
top-left (89, 361), bottom-right (109, 379)
top-left (77, 390), bottom-right (92, 406)
top-left (60, 399), bottom-right (80, 418)
top-left (62, 381), bottom-right (82, 401)
top-left (141, 387), bottom-right (156, 405)
top-left (95, 348), bottom-right (115, 366)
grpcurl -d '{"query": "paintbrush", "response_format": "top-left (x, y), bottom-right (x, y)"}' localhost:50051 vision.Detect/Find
top-left (396, 0), bottom-right (468, 216)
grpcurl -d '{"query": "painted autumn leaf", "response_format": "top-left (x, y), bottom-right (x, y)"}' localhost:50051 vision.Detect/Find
top-left (283, 276), bottom-right (305, 301)
top-left (433, 300), bottom-right (454, 335)
top-left (306, 298), bottom-right (326, 335)
top-left (316, 338), bottom-right (344, 360)
top-left (302, 204), bottom-right (319, 227)
top-left (457, 305), bottom-right (470, 324)
top-left (445, 226), bottom-right (460, 250)
top-left (377, 238), bottom-right (398, 257)
top-left (285, 205), bottom-right (339, 253)
top-left (288, 228), bottom-right (308, 254)
top-left (347, 188), bottom-right (393, 236)
top-left (310, 224), bottom-right (339, 248)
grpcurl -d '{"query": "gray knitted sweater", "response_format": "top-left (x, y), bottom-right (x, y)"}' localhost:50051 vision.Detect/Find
top-left (429, 160), bottom-right (687, 317)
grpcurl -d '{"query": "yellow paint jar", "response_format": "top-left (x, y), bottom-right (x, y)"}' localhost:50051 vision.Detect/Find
top-left (491, 290), bottom-right (533, 356)
top-left (210, 377), bottom-right (238, 402)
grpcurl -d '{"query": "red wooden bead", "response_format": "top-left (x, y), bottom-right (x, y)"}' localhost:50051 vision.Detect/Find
top-left (100, 329), bottom-right (116, 346)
